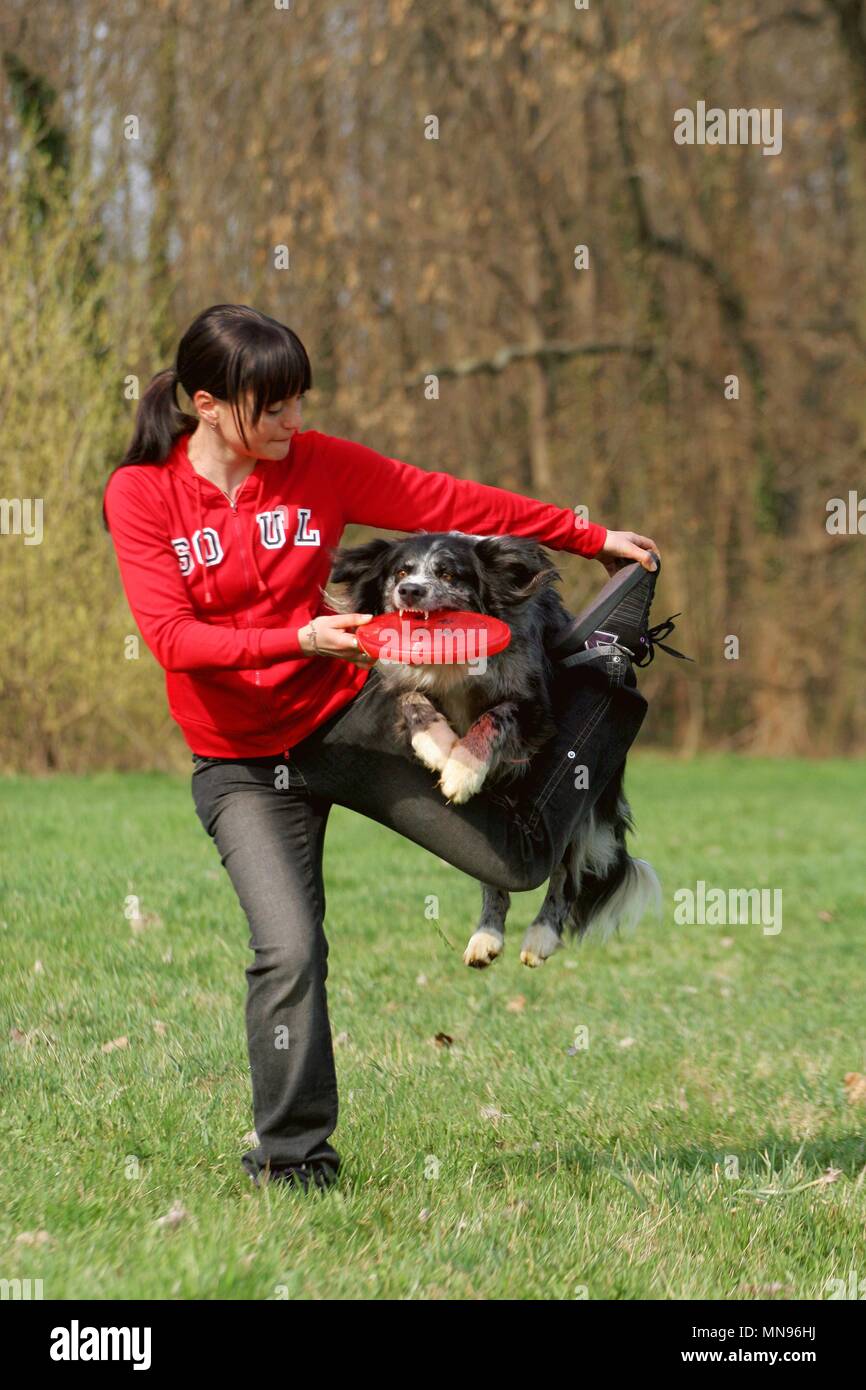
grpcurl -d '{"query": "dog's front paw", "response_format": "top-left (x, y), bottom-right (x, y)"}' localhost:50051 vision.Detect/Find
top-left (519, 923), bottom-right (563, 968)
top-left (411, 723), bottom-right (459, 774)
top-left (402, 692), bottom-right (459, 773)
top-left (439, 743), bottom-right (489, 803)
top-left (463, 929), bottom-right (504, 968)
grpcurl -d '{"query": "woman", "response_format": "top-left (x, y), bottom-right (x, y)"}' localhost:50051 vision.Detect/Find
top-left (103, 304), bottom-right (658, 1193)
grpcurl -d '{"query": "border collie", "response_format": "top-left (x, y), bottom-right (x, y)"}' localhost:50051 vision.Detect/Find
top-left (326, 531), bottom-right (660, 968)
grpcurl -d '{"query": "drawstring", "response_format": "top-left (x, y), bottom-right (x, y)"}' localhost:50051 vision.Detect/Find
top-left (194, 475), bottom-right (213, 606)
top-left (633, 613), bottom-right (695, 668)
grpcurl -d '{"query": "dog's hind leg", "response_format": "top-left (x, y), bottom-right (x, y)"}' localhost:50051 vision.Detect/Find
top-left (519, 862), bottom-right (569, 967)
top-left (463, 884), bottom-right (510, 968)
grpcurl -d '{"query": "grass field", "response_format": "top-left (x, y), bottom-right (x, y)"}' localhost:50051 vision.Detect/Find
top-left (1, 755), bottom-right (864, 1301)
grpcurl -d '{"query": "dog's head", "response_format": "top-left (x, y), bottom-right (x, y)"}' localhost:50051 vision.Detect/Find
top-left (327, 531), bottom-right (560, 620)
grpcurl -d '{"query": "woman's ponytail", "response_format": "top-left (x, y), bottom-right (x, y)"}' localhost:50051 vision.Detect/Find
top-left (118, 367), bottom-right (198, 468)
top-left (102, 367), bottom-right (198, 529)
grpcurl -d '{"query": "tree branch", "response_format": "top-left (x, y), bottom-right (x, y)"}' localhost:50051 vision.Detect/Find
top-left (404, 338), bottom-right (655, 385)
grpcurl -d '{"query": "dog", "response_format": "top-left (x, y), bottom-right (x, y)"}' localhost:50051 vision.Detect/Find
top-left (325, 530), bottom-right (660, 968)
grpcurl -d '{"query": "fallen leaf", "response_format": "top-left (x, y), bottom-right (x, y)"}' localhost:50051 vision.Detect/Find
top-left (15, 1230), bottom-right (53, 1249)
top-left (480, 1104), bottom-right (507, 1121)
top-left (129, 911), bottom-right (163, 934)
top-left (433, 1032), bottom-right (453, 1048)
top-left (155, 1202), bottom-right (188, 1230)
top-left (101, 1037), bottom-right (129, 1054)
top-left (843, 1072), bottom-right (866, 1105)
top-left (506, 995), bottom-right (526, 1013)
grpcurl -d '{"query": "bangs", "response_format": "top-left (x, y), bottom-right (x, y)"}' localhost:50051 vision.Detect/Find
top-left (223, 319), bottom-right (313, 445)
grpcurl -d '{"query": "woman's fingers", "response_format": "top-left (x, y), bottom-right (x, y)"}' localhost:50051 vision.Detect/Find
top-left (621, 533), bottom-right (659, 564)
top-left (602, 530), bottom-right (660, 571)
top-left (327, 611), bottom-right (375, 627)
top-left (308, 612), bottom-right (376, 656)
top-left (315, 613), bottom-right (379, 663)
top-left (628, 543), bottom-right (659, 571)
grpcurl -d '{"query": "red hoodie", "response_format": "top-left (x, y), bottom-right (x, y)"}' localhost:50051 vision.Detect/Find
top-left (103, 428), bottom-right (607, 757)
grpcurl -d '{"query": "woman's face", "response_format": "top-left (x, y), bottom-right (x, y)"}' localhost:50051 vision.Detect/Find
top-left (203, 389), bottom-right (305, 459)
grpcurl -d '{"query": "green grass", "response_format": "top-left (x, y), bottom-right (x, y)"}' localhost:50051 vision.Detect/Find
top-left (1, 756), bottom-right (865, 1300)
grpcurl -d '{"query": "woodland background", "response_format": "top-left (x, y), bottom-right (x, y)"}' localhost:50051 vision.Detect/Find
top-left (1, 0), bottom-right (865, 772)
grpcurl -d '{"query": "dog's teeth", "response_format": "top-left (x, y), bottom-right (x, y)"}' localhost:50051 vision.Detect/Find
top-left (423, 610), bottom-right (428, 620)
top-left (399, 608), bottom-right (405, 619)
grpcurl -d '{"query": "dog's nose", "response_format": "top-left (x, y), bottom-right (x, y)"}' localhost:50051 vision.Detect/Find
top-left (396, 583), bottom-right (429, 605)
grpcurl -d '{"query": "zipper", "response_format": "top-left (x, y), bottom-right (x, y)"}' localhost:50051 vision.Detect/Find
top-left (225, 483), bottom-right (281, 745)
top-left (198, 465), bottom-right (284, 750)
top-left (214, 487), bottom-right (258, 683)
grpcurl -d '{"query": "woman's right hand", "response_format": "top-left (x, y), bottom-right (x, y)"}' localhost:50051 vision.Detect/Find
top-left (299, 613), bottom-right (378, 666)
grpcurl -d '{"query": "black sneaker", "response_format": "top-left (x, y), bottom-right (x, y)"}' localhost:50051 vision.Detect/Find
top-left (245, 1160), bottom-right (338, 1193)
top-left (547, 553), bottom-right (693, 670)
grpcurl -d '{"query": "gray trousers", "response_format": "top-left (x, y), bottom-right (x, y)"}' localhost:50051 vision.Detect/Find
top-left (190, 658), bottom-right (647, 1181)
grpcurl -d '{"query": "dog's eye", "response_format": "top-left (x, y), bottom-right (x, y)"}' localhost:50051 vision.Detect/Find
top-left (395, 567), bottom-right (410, 580)
top-left (440, 572), bottom-right (454, 583)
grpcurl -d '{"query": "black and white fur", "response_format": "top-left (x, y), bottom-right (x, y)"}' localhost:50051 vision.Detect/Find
top-left (326, 531), bottom-right (660, 968)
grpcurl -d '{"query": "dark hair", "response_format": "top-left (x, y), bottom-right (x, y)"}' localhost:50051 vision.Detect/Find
top-left (103, 303), bottom-right (312, 525)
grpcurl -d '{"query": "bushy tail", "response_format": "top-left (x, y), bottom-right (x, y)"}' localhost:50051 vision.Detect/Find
top-left (563, 768), bottom-right (661, 944)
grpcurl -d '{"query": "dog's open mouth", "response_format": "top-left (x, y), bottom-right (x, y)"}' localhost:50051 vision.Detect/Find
top-left (394, 607), bottom-right (433, 620)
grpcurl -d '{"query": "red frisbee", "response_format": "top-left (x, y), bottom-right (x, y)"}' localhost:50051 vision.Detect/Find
top-left (355, 609), bottom-right (511, 665)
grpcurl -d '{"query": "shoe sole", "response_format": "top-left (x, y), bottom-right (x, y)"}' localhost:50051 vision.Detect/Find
top-left (548, 552), bottom-right (661, 660)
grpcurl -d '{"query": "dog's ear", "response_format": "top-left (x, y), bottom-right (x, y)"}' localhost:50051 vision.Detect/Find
top-left (328, 537), bottom-right (396, 614)
top-left (474, 536), bottom-right (560, 607)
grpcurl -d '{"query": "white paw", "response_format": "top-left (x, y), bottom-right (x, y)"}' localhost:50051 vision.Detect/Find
top-left (411, 722), bottom-right (459, 773)
top-left (463, 929), bottom-right (504, 968)
top-left (519, 923), bottom-right (563, 968)
top-left (439, 746), bottom-right (489, 804)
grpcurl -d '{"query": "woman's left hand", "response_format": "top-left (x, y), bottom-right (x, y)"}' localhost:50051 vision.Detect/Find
top-left (597, 530), bottom-right (660, 577)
